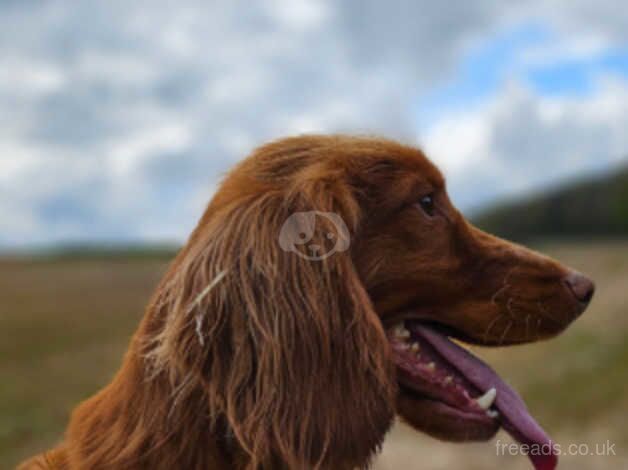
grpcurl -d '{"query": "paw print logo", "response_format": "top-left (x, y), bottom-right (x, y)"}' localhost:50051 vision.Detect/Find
top-left (279, 211), bottom-right (350, 260)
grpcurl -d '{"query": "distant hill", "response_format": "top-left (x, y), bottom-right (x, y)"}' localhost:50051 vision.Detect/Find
top-left (27, 243), bottom-right (180, 261)
top-left (473, 165), bottom-right (628, 241)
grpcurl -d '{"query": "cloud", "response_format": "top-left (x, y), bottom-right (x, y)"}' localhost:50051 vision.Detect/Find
top-left (0, 0), bottom-right (627, 247)
top-left (422, 78), bottom-right (628, 211)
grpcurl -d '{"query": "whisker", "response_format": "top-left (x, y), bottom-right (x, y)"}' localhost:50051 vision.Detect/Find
top-left (536, 301), bottom-right (563, 326)
top-left (483, 314), bottom-right (503, 343)
top-left (498, 319), bottom-right (513, 346)
top-left (506, 297), bottom-right (517, 320)
top-left (490, 266), bottom-right (519, 305)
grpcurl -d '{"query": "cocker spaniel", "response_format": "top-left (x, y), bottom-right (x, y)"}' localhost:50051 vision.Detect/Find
top-left (21, 135), bottom-right (594, 470)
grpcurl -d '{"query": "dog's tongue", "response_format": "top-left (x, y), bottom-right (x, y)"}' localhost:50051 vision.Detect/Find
top-left (410, 324), bottom-right (558, 470)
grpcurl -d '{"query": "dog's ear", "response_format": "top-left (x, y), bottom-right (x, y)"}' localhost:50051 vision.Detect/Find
top-left (147, 178), bottom-right (395, 469)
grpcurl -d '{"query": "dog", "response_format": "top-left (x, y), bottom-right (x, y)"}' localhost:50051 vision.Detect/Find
top-left (20, 135), bottom-right (594, 469)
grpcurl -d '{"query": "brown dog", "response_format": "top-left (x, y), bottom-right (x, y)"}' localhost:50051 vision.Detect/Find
top-left (20, 135), bottom-right (594, 470)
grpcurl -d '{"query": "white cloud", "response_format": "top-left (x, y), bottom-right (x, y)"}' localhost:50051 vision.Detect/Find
top-left (518, 36), bottom-right (612, 69)
top-left (0, 56), bottom-right (66, 97)
top-left (265, 0), bottom-right (331, 31)
top-left (422, 78), bottom-right (628, 210)
top-left (107, 124), bottom-right (193, 176)
top-left (0, 141), bottom-right (44, 181)
top-left (75, 52), bottom-right (161, 86)
top-left (419, 114), bottom-right (493, 176)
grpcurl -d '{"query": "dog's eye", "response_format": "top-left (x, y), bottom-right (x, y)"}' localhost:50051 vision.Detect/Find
top-left (417, 194), bottom-right (435, 217)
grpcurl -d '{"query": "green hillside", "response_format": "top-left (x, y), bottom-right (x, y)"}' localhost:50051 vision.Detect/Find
top-left (473, 165), bottom-right (628, 241)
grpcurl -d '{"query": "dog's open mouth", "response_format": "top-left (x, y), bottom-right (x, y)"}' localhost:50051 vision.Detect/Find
top-left (388, 320), bottom-right (557, 470)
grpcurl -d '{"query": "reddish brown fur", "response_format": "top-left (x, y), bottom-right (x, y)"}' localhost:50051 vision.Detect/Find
top-left (21, 135), bottom-right (587, 469)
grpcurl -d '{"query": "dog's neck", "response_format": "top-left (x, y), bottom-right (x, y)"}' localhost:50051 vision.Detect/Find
top-left (65, 335), bottom-right (248, 469)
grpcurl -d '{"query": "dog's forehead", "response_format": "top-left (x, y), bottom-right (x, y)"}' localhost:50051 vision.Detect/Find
top-left (355, 139), bottom-right (446, 190)
top-left (389, 147), bottom-right (444, 188)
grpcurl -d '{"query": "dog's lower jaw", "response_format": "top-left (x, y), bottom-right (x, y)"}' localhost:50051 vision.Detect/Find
top-left (397, 391), bottom-right (500, 442)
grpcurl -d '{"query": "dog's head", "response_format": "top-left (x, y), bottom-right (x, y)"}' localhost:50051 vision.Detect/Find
top-left (147, 135), bottom-right (593, 469)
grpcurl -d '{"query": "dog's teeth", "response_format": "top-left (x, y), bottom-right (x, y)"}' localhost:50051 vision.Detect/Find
top-left (475, 387), bottom-right (497, 410)
top-left (486, 409), bottom-right (499, 419)
top-left (393, 324), bottom-right (410, 339)
top-left (410, 342), bottom-right (420, 352)
top-left (426, 362), bottom-right (435, 371)
top-left (443, 376), bottom-right (453, 385)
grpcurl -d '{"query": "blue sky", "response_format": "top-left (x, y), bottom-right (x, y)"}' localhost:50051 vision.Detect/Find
top-left (417, 20), bottom-right (628, 130)
top-left (1, 1), bottom-right (628, 248)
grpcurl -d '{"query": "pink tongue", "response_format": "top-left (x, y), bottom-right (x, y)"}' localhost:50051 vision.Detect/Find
top-left (410, 324), bottom-right (558, 470)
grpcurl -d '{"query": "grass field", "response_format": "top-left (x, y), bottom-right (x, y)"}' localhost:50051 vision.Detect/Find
top-left (1, 241), bottom-right (627, 469)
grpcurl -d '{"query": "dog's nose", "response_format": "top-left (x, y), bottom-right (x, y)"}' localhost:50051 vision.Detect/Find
top-left (563, 271), bottom-right (595, 306)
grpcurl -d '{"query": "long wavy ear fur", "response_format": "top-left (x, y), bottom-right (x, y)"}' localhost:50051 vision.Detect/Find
top-left (144, 151), bottom-right (396, 469)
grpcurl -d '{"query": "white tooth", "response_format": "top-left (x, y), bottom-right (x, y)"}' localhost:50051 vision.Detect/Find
top-left (486, 409), bottom-right (499, 419)
top-left (394, 324), bottom-right (410, 339)
top-left (443, 376), bottom-right (453, 385)
top-left (475, 387), bottom-right (497, 410)
top-left (426, 362), bottom-right (436, 371)
top-left (410, 342), bottom-right (420, 352)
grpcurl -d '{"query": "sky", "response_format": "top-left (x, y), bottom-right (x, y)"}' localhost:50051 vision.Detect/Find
top-left (1, 0), bottom-right (628, 248)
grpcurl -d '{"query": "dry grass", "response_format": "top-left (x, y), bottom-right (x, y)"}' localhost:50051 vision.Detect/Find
top-left (0, 256), bottom-right (167, 467)
top-left (1, 241), bottom-right (627, 469)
